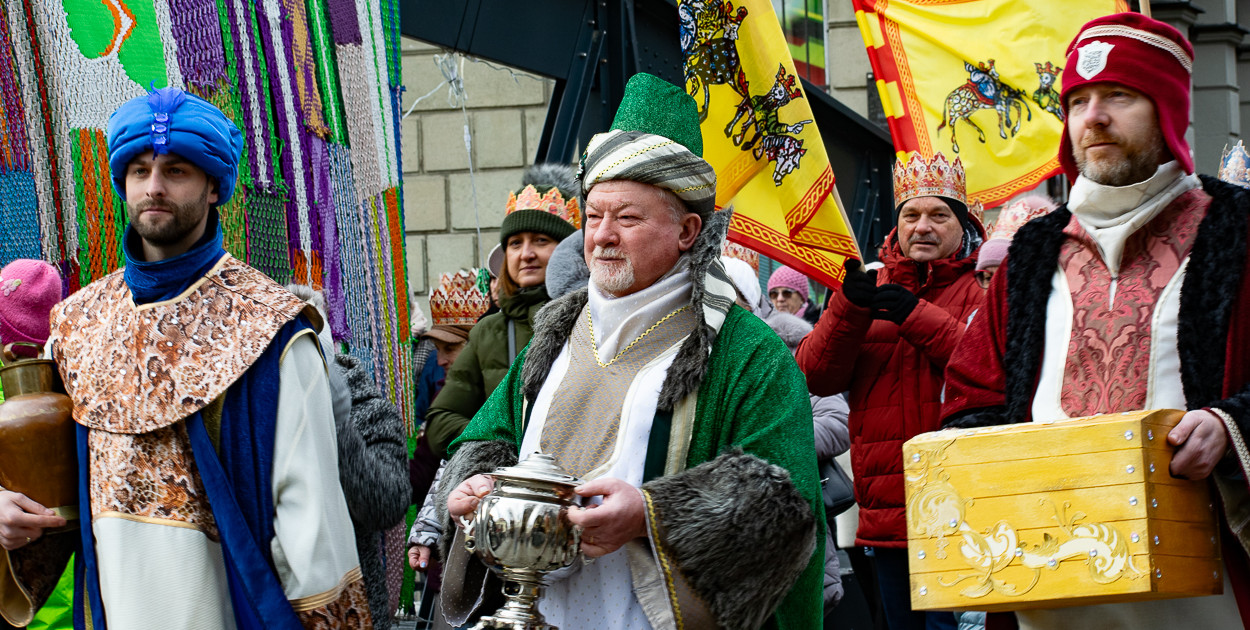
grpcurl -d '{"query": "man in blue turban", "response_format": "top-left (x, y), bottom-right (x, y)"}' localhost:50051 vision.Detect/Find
top-left (0, 88), bottom-right (372, 629)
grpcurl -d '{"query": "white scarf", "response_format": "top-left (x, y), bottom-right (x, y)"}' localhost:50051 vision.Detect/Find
top-left (1068, 161), bottom-right (1199, 276)
top-left (587, 256), bottom-right (693, 365)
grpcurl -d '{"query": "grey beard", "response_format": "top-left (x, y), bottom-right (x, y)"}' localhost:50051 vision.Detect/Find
top-left (590, 259), bottom-right (635, 296)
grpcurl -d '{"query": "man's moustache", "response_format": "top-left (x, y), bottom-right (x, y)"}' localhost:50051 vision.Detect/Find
top-left (592, 247), bottom-right (628, 260)
top-left (1081, 132), bottom-right (1120, 148)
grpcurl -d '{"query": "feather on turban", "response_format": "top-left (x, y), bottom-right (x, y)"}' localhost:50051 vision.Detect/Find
top-left (107, 88), bottom-right (244, 204)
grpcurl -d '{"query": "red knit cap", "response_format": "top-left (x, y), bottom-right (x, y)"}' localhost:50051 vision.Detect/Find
top-left (1059, 12), bottom-right (1194, 180)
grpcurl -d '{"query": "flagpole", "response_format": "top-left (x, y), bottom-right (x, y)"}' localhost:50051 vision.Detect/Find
top-left (1140, 0), bottom-right (1151, 17)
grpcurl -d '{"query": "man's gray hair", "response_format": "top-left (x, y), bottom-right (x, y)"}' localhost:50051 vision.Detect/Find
top-left (650, 185), bottom-right (688, 224)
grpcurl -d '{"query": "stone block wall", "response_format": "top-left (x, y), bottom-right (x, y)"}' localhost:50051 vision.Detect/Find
top-left (399, 36), bottom-right (555, 318)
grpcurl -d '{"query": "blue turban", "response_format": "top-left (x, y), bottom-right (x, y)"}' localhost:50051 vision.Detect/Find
top-left (107, 87), bottom-right (244, 205)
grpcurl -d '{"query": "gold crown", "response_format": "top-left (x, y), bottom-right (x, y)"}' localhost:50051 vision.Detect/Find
top-left (893, 152), bottom-right (966, 209)
top-left (428, 269), bottom-right (491, 327)
top-left (505, 185), bottom-right (582, 229)
top-left (1219, 141), bottom-right (1250, 189)
top-left (722, 240), bottom-right (760, 274)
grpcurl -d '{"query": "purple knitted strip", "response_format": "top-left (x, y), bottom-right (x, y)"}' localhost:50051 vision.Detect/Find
top-left (168, 0), bottom-right (227, 88)
top-left (309, 136), bottom-right (348, 337)
top-left (0, 12), bottom-right (30, 171)
top-left (324, 0), bottom-right (362, 45)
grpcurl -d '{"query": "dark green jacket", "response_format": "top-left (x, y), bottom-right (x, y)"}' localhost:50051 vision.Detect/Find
top-left (424, 286), bottom-right (548, 458)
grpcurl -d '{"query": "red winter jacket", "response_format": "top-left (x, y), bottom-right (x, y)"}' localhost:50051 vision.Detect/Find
top-left (795, 230), bottom-right (984, 547)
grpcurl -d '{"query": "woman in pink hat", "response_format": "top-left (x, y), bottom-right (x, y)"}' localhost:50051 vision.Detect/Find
top-left (768, 265), bottom-right (822, 325)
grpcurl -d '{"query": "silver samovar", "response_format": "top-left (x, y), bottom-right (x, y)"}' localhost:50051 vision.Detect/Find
top-left (460, 453), bottom-right (584, 630)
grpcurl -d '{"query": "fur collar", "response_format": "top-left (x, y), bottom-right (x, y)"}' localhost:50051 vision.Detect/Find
top-left (522, 209), bottom-right (733, 410)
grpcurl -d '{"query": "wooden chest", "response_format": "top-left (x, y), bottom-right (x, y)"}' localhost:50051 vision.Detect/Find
top-left (903, 409), bottom-right (1222, 612)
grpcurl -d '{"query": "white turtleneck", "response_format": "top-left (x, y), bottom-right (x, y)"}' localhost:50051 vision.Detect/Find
top-left (586, 256), bottom-right (693, 366)
top-left (1068, 161), bottom-right (1198, 277)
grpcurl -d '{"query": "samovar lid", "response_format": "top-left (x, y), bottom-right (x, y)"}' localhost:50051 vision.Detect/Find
top-left (490, 452), bottom-right (583, 487)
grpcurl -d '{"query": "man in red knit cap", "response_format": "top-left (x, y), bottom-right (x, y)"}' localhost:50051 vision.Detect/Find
top-left (943, 12), bottom-right (1250, 628)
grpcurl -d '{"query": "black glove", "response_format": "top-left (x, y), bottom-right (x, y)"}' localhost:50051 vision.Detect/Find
top-left (872, 284), bottom-right (919, 325)
top-left (841, 259), bottom-right (878, 308)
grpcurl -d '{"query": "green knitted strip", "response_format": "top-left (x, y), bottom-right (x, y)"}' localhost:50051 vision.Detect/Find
top-left (305, 0), bottom-right (347, 143)
top-left (380, 0), bottom-right (401, 87)
top-left (246, 188), bottom-right (292, 283)
top-left (213, 0), bottom-right (252, 261)
top-left (69, 132), bottom-right (91, 287)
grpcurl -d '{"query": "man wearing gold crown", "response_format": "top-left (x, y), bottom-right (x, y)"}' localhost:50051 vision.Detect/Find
top-left (795, 150), bottom-right (984, 630)
top-left (943, 12), bottom-right (1250, 629)
top-left (436, 73), bottom-right (823, 629)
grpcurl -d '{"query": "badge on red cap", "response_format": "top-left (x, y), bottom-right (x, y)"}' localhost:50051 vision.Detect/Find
top-left (1075, 40), bottom-right (1115, 79)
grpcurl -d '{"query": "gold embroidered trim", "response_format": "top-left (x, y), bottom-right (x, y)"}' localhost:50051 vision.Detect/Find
top-left (289, 566), bottom-right (364, 612)
top-left (670, 182), bottom-right (714, 193)
top-left (642, 490), bottom-right (683, 630)
top-left (1211, 407), bottom-right (1250, 473)
top-left (585, 305), bottom-right (691, 367)
top-left (279, 328), bottom-right (322, 368)
top-left (1078, 25), bottom-right (1193, 72)
top-left (92, 511), bottom-right (209, 532)
top-left (588, 139), bottom-right (678, 184)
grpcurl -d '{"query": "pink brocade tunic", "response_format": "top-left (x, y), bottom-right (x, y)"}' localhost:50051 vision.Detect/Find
top-left (1058, 188), bottom-right (1208, 417)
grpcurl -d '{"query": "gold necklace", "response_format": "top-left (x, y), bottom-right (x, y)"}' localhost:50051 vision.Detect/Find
top-left (586, 305), bottom-right (691, 367)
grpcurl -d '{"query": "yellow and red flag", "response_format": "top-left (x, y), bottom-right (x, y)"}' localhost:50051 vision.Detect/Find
top-left (681, 0), bottom-right (859, 288)
top-left (854, 0), bottom-right (1127, 206)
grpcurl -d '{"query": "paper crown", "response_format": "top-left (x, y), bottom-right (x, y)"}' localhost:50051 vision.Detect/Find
top-left (988, 196), bottom-right (1056, 241)
top-left (968, 199), bottom-right (984, 225)
top-left (893, 152), bottom-right (966, 210)
top-left (505, 184), bottom-right (582, 230)
top-left (1219, 141), bottom-right (1250, 189)
top-left (428, 268), bottom-right (491, 327)
top-left (722, 240), bottom-right (760, 274)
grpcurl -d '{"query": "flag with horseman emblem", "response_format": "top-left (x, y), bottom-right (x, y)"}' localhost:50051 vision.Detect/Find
top-left (853, 0), bottom-right (1127, 206)
top-left (681, 0), bottom-right (860, 289)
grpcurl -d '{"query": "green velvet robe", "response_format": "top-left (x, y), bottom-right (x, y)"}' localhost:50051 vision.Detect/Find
top-left (451, 305), bottom-right (825, 629)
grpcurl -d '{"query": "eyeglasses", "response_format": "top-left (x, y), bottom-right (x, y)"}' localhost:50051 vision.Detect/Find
top-left (769, 288), bottom-right (800, 300)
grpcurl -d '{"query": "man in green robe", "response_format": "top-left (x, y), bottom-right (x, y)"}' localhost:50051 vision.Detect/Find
top-left (436, 73), bottom-right (824, 630)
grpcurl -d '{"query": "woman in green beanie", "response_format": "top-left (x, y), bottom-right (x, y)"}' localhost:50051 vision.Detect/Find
top-left (423, 164), bottom-right (580, 458)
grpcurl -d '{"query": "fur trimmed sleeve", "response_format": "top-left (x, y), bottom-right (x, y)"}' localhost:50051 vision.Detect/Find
top-left (942, 258), bottom-right (1014, 427)
top-left (640, 451), bottom-right (816, 630)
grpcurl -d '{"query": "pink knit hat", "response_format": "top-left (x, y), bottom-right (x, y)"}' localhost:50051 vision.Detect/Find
top-left (0, 259), bottom-right (63, 347)
top-left (767, 266), bottom-right (810, 303)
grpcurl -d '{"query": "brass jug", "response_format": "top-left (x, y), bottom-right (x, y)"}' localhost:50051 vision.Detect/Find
top-left (0, 343), bottom-right (78, 524)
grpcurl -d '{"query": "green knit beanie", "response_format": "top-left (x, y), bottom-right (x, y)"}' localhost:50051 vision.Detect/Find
top-left (499, 206), bottom-right (577, 246)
